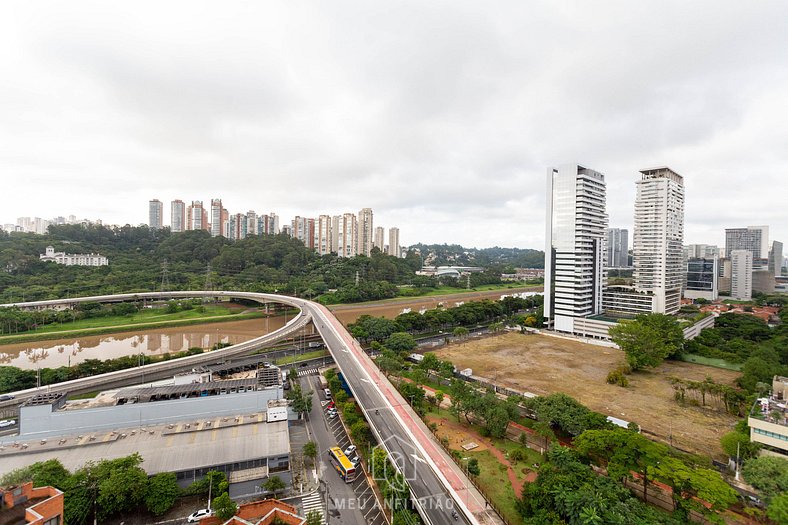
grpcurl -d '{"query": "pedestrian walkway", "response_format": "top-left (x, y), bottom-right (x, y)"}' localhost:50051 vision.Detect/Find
top-left (298, 367), bottom-right (319, 377)
top-left (299, 491), bottom-right (326, 524)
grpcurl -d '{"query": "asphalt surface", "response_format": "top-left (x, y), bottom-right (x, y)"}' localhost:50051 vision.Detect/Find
top-left (300, 374), bottom-right (385, 525)
top-left (309, 305), bottom-right (480, 525)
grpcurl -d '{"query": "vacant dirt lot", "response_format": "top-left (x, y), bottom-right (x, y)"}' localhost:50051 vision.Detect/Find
top-left (434, 332), bottom-right (741, 458)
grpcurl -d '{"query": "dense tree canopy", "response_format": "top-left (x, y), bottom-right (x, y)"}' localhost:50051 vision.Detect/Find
top-left (609, 314), bottom-right (684, 370)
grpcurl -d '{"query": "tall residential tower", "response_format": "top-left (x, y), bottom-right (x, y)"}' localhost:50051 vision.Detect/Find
top-left (544, 164), bottom-right (608, 333)
top-left (632, 167), bottom-right (685, 314)
top-left (148, 199), bottom-right (163, 229)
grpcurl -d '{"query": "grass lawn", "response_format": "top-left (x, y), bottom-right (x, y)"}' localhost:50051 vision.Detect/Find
top-left (680, 353), bottom-right (743, 371)
top-left (465, 449), bottom-right (524, 525)
top-left (0, 304), bottom-right (266, 345)
top-left (274, 349), bottom-right (329, 366)
top-left (404, 283), bottom-right (538, 298)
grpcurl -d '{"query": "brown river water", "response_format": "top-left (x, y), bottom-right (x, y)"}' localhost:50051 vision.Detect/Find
top-left (0, 316), bottom-right (287, 370)
top-left (0, 287), bottom-right (539, 370)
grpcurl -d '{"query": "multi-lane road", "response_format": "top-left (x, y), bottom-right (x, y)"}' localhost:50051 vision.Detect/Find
top-left (1, 291), bottom-right (500, 525)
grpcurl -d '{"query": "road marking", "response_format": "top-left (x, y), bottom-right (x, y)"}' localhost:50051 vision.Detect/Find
top-left (411, 454), bottom-right (427, 464)
top-left (360, 377), bottom-right (371, 383)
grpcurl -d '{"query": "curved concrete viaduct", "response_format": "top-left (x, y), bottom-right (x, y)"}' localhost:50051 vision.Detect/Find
top-left (1, 292), bottom-right (498, 525)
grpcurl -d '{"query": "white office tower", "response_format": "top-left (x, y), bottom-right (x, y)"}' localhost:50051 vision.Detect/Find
top-left (374, 226), bottom-right (385, 252)
top-left (357, 208), bottom-right (374, 256)
top-left (731, 249), bottom-right (753, 300)
top-left (148, 199), bottom-right (163, 229)
top-left (631, 167), bottom-right (685, 315)
top-left (170, 200), bottom-right (186, 232)
top-left (544, 165), bottom-right (608, 334)
top-left (388, 227), bottom-right (400, 257)
top-left (606, 228), bottom-right (629, 268)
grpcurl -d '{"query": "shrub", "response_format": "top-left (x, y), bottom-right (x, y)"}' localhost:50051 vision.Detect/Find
top-left (606, 368), bottom-right (629, 387)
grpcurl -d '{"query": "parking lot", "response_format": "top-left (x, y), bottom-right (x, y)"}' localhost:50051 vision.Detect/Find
top-left (301, 374), bottom-right (386, 525)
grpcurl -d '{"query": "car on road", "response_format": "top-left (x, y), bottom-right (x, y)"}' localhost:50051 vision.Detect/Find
top-left (187, 508), bottom-right (213, 522)
top-left (344, 445), bottom-right (356, 456)
top-left (0, 419), bottom-right (16, 428)
top-left (299, 362), bottom-right (309, 367)
top-left (0, 394), bottom-right (15, 401)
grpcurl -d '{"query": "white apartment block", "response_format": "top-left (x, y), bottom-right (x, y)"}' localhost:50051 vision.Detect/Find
top-left (318, 215), bottom-right (332, 255)
top-left (40, 246), bottom-right (108, 266)
top-left (730, 249), bottom-right (753, 300)
top-left (357, 208), bottom-right (374, 257)
top-left (246, 211), bottom-right (258, 236)
top-left (148, 199), bottom-right (163, 229)
top-left (631, 167), bottom-right (685, 315)
top-left (374, 226), bottom-right (385, 252)
top-left (332, 214), bottom-right (357, 258)
top-left (210, 199), bottom-right (224, 237)
top-left (388, 227), bottom-right (400, 258)
top-left (170, 200), bottom-right (186, 233)
top-left (544, 164), bottom-right (607, 334)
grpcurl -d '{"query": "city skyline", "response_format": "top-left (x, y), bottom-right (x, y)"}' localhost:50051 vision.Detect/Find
top-left (1, 2), bottom-right (786, 248)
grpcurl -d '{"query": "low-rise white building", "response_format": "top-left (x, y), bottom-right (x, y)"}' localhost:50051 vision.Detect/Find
top-left (40, 246), bottom-right (108, 266)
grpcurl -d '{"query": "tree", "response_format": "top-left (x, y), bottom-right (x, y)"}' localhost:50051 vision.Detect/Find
top-left (306, 510), bottom-right (323, 525)
top-left (0, 459), bottom-right (70, 489)
top-left (212, 492), bottom-right (238, 521)
top-left (377, 349), bottom-right (404, 377)
top-left (262, 475), bottom-right (287, 497)
top-left (384, 332), bottom-right (417, 354)
top-left (467, 458), bottom-right (480, 476)
top-left (741, 455), bottom-right (788, 502)
top-left (767, 493), bottom-right (788, 524)
top-left (720, 429), bottom-right (760, 461)
top-left (94, 454), bottom-right (149, 521)
top-left (303, 441), bottom-right (317, 462)
top-left (287, 384), bottom-right (313, 418)
top-left (145, 472), bottom-right (180, 515)
top-left (609, 314), bottom-right (684, 370)
top-left (452, 326), bottom-right (469, 338)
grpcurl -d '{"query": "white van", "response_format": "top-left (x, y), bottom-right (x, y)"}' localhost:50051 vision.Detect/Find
top-left (324, 388), bottom-right (332, 399)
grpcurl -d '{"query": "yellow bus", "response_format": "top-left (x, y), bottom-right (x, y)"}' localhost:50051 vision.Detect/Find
top-left (328, 446), bottom-right (357, 482)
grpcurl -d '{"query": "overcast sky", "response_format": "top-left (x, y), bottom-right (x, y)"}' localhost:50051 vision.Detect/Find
top-left (1, 1), bottom-right (786, 250)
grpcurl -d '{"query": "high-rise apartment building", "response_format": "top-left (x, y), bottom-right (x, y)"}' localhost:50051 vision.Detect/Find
top-left (317, 215), bottom-right (332, 255)
top-left (374, 226), bottom-right (385, 252)
top-left (332, 214), bottom-right (357, 258)
top-left (725, 226), bottom-right (769, 259)
top-left (170, 200), bottom-right (186, 233)
top-left (632, 167), bottom-right (685, 315)
top-left (731, 249), bottom-right (753, 300)
top-left (148, 199), bottom-right (163, 229)
top-left (210, 199), bottom-right (225, 237)
top-left (228, 213), bottom-right (247, 240)
top-left (186, 201), bottom-right (208, 231)
top-left (769, 241), bottom-right (783, 277)
top-left (388, 227), bottom-right (400, 257)
top-left (357, 208), bottom-right (374, 257)
top-left (291, 216), bottom-right (316, 250)
top-left (544, 164), bottom-right (607, 333)
top-left (246, 211), bottom-right (257, 236)
top-left (606, 228), bottom-right (629, 268)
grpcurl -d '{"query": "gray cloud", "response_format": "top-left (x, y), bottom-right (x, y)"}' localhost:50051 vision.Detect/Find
top-left (0, 0), bottom-right (786, 249)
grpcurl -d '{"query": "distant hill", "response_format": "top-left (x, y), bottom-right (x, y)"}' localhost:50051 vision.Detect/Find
top-left (409, 243), bottom-right (544, 269)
